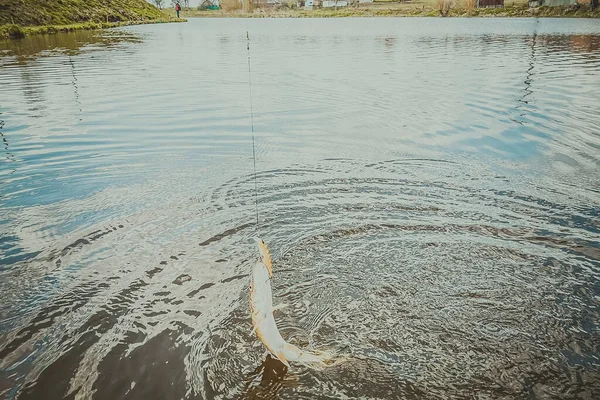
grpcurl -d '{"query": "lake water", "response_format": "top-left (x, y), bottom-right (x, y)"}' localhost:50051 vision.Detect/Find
top-left (1, 17), bottom-right (599, 399)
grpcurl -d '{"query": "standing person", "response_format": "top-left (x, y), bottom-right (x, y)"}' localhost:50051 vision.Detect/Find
top-left (175, 2), bottom-right (181, 18)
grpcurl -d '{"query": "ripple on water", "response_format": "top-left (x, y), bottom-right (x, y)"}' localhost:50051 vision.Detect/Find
top-left (1, 17), bottom-right (600, 400)
top-left (204, 225), bottom-right (599, 399)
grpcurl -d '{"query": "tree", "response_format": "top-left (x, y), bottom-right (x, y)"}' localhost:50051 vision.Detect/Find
top-left (153, 0), bottom-right (165, 8)
top-left (437, 0), bottom-right (452, 16)
top-left (591, 0), bottom-right (598, 11)
top-left (172, 0), bottom-right (190, 7)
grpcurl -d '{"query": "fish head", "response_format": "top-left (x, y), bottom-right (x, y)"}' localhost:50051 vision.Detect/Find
top-left (252, 237), bottom-right (273, 277)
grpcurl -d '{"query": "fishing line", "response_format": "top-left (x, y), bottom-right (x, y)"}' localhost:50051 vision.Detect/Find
top-left (246, 30), bottom-right (260, 229)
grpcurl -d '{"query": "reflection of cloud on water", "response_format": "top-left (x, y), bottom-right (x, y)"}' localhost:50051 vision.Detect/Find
top-left (0, 29), bottom-right (150, 224)
top-left (414, 30), bottom-right (600, 163)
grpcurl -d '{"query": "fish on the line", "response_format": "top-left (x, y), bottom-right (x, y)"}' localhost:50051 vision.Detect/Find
top-left (249, 238), bottom-right (325, 368)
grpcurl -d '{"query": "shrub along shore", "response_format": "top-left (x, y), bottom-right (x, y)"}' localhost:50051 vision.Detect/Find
top-left (2, 2), bottom-right (598, 40)
top-left (0, 19), bottom-right (186, 40)
top-left (169, 3), bottom-right (600, 19)
top-left (0, 19), bottom-right (185, 40)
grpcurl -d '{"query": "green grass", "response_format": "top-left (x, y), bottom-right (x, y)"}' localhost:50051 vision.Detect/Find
top-left (0, 0), bottom-right (187, 40)
top-left (0, 24), bottom-right (25, 39)
top-left (0, 19), bottom-right (185, 40)
top-left (0, 0), bottom-right (165, 26)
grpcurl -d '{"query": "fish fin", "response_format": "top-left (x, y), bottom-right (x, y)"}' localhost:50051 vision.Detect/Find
top-left (283, 343), bottom-right (327, 365)
top-left (274, 350), bottom-right (290, 368)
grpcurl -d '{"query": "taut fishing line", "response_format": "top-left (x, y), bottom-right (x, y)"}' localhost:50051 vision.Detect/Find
top-left (246, 30), bottom-right (259, 230)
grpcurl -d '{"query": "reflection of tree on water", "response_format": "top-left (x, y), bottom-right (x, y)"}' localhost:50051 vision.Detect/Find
top-left (3, 30), bottom-right (143, 124)
top-left (377, 35), bottom-right (397, 50)
top-left (514, 20), bottom-right (538, 125)
top-left (20, 66), bottom-right (47, 118)
top-left (1, 30), bottom-right (142, 60)
top-left (511, 26), bottom-right (600, 126)
top-left (376, 36), bottom-right (397, 63)
top-left (0, 112), bottom-right (17, 179)
top-left (68, 55), bottom-right (82, 121)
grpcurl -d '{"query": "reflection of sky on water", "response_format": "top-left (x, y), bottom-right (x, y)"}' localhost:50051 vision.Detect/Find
top-left (0, 19), bottom-right (599, 400)
top-left (0, 18), bottom-right (599, 266)
top-left (0, 19), bottom-right (598, 267)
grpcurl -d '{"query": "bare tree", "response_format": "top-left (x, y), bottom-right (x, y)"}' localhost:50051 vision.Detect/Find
top-left (437, 0), bottom-right (452, 16)
top-left (153, 0), bottom-right (165, 8)
top-left (172, 0), bottom-right (190, 7)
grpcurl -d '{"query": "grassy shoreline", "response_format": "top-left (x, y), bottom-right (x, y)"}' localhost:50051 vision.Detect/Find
top-left (171, 4), bottom-right (600, 18)
top-left (2, 3), bottom-right (598, 40)
top-left (0, 18), bottom-right (186, 40)
top-left (0, 0), bottom-right (187, 40)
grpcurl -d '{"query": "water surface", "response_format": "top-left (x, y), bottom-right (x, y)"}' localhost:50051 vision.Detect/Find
top-left (1, 18), bottom-right (600, 399)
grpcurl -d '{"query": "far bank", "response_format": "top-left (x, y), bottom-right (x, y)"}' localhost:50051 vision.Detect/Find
top-left (168, 1), bottom-right (600, 18)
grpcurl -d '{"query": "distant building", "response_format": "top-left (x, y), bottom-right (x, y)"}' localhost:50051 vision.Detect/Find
top-left (529, 0), bottom-right (577, 5)
top-left (477, 0), bottom-right (504, 7)
top-left (322, 0), bottom-right (348, 6)
top-left (299, 0), bottom-right (324, 8)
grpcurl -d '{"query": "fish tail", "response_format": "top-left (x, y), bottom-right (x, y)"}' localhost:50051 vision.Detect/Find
top-left (274, 350), bottom-right (290, 368)
top-left (282, 343), bottom-right (327, 365)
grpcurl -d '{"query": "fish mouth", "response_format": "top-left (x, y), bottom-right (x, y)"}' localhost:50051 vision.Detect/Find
top-left (251, 237), bottom-right (273, 276)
